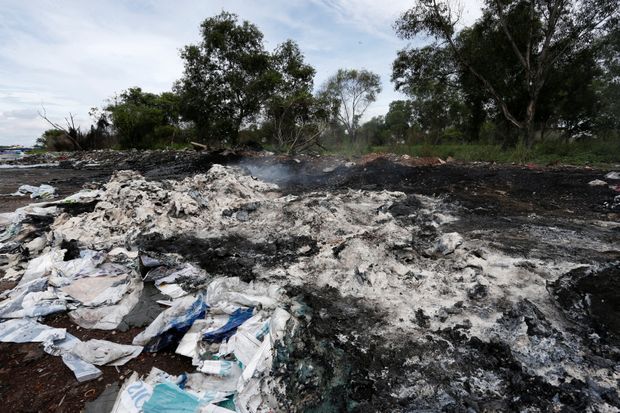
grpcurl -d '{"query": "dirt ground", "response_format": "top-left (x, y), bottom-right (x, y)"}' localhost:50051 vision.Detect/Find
top-left (0, 151), bottom-right (619, 412)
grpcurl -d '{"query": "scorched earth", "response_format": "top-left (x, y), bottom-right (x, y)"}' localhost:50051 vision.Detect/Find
top-left (0, 151), bottom-right (618, 412)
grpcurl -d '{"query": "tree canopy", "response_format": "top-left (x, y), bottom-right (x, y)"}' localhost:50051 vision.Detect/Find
top-left (106, 87), bottom-right (181, 149)
top-left (394, 0), bottom-right (619, 145)
top-left (319, 69), bottom-right (382, 141)
top-left (175, 12), bottom-right (276, 145)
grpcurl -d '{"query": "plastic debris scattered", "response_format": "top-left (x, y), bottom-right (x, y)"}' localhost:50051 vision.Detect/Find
top-left (71, 339), bottom-right (143, 366)
top-left (588, 179), bottom-right (608, 186)
top-left (12, 184), bottom-right (57, 199)
top-left (0, 318), bottom-right (65, 343)
top-left (1, 162), bottom-right (619, 411)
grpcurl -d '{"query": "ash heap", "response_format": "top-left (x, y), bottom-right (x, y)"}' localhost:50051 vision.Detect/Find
top-left (1, 160), bottom-right (619, 412)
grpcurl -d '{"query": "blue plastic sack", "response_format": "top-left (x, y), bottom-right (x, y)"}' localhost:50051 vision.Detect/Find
top-left (146, 294), bottom-right (209, 352)
top-left (202, 307), bottom-right (254, 343)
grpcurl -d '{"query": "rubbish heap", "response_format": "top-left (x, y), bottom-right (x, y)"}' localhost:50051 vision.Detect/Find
top-left (1, 163), bottom-right (619, 412)
top-left (0, 166), bottom-right (296, 412)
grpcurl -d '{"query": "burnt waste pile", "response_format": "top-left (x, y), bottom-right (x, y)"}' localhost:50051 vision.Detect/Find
top-left (0, 159), bottom-right (619, 412)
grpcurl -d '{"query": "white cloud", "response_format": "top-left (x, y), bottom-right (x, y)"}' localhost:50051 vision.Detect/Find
top-left (309, 0), bottom-right (412, 40)
top-left (0, 0), bottom-right (482, 146)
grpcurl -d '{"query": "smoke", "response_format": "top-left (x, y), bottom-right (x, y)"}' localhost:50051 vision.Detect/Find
top-left (236, 159), bottom-right (297, 185)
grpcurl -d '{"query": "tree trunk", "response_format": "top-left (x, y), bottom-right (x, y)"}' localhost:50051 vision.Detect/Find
top-left (523, 100), bottom-right (536, 148)
top-left (231, 119), bottom-right (242, 147)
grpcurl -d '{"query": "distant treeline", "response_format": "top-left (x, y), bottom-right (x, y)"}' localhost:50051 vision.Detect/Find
top-left (38, 0), bottom-right (619, 157)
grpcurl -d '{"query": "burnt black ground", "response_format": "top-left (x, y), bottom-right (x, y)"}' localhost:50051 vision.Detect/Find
top-left (1, 151), bottom-right (619, 412)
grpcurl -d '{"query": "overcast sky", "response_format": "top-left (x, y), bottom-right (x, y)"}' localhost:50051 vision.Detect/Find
top-left (0, 0), bottom-right (482, 146)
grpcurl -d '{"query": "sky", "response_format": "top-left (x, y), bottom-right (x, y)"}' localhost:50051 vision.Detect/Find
top-left (0, 0), bottom-right (482, 146)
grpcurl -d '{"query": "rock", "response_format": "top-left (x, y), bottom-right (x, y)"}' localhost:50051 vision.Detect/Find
top-left (605, 172), bottom-right (620, 180)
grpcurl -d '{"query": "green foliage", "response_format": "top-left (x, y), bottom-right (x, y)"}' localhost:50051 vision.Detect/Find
top-left (106, 87), bottom-right (182, 149)
top-left (593, 27), bottom-right (620, 132)
top-left (36, 129), bottom-right (66, 150)
top-left (319, 69), bottom-right (382, 141)
top-left (36, 110), bottom-right (113, 151)
top-left (175, 12), bottom-right (276, 145)
top-left (394, 0), bottom-right (619, 145)
top-left (36, 8), bottom-right (617, 162)
top-left (264, 40), bottom-right (329, 154)
top-left (384, 101), bottom-right (413, 142)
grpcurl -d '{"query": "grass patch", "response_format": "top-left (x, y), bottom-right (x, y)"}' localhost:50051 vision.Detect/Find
top-left (364, 138), bottom-right (620, 166)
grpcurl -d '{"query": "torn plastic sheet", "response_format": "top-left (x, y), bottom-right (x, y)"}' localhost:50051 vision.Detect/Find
top-left (199, 360), bottom-right (242, 378)
top-left (223, 314), bottom-right (269, 366)
top-left (151, 263), bottom-right (208, 299)
top-left (0, 322), bottom-right (101, 384)
top-left (202, 308), bottom-right (254, 344)
top-left (0, 219), bottom-right (20, 242)
top-left (71, 339), bottom-right (143, 366)
top-left (61, 274), bottom-right (131, 306)
top-left (49, 251), bottom-right (108, 282)
top-left (133, 293), bottom-right (208, 352)
top-left (59, 189), bottom-right (102, 203)
top-left (143, 382), bottom-right (203, 413)
top-left (43, 332), bottom-right (103, 382)
top-left (44, 334), bottom-right (134, 379)
top-left (144, 381), bottom-right (237, 413)
top-left (61, 352), bottom-right (104, 382)
top-left (176, 319), bottom-right (208, 360)
top-left (113, 372), bottom-right (233, 413)
top-left (111, 368), bottom-right (182, 413)
top-left (43, 331), bottom-right (81, 356)
top-left (206, 278), bottom-right (281, 310)
top-left (0, 290), bottom-right (66, 319)
top-left (1, 205), bottom-right (56, 243)
top-left (184, 372), bottom-right (237, 401)
top-left (111, 372), bottom-right (153, 413)
top-left (12, 184), bottom-right (57, 199)
top-left (236, 308), bottom-right (291, 413)
top-left (0, 278), bottom-right (49, 317)
top-left (69, 280), bottom-right (143, 330)
top-left (18, 249), bottom-right (66, 286)
top-left (0, 318), bottom-right (66, 343)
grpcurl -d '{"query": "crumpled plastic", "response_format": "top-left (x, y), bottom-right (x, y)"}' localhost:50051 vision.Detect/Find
top-left (0, 318), bottom-right (66, 343)
top-left (133, 293), bottom-right (209, 352)
top-left (71, 339), bottom-right (143, 366)
top-left (69, 280), bottom-right (143, 330)
top-left (12, 184), bottom-right (57, 199)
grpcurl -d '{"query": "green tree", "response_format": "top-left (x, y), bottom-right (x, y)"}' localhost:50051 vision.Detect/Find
top-left (38, 109), bottom-right (112, 150)
top-left (175, 12), bottom-right (276, 146)
top-left (593, 26), bottom-right (620, 134)
top-left (392, 46), bottom-right (469, 141)
top-left (395, 0), bottom-right (619, 146)
top-left (358, 116), bottom-right (390, 146)
top-left (384, 100), bottom-right (413, 143)
top-left (319, 69), bottom-right (382, 142)
top-left (106, 87), bottom-right (181, 149)
top-left (265, 40), bottom-right (329, 154)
